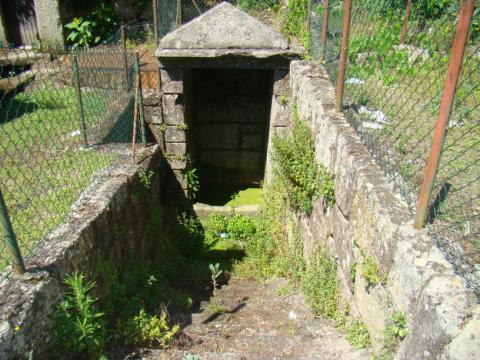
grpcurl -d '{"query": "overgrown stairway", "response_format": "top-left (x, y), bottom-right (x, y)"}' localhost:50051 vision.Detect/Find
top-left (140, 278), bottom-right (370, 360)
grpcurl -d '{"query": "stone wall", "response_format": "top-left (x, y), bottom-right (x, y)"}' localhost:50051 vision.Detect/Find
top-left (0, 5), bottom-right (6, 46)
top-left (0, 146), bottom-right (163, 358)
top-left (284, 61), bottom-right (479, 359)
top-left (35, 0), bottom-right (64, 45)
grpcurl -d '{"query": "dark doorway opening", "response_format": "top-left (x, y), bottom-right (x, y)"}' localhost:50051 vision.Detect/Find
top-left (190, 68), bottom-right (273, 205)
top-left (1, 0), bottom-right (39, 46)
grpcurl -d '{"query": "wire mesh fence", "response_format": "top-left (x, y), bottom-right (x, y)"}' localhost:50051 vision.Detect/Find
top-left (310, 0), bottom-right (480, 294)
top-left (0, 47), bottom-right (144, 272)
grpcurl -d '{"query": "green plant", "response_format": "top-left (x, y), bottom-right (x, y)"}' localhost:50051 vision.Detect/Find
top-left (136, 169), bottom-right (154, 195)
top-left (208, 300), bottom-right (229, 315)
top-left (182, 354), bottom-right (201, 360)
top-left (273, 107), bottom-right (335, 213)
top-left (301, 248), bottom-right (339, 319)
top-left (209, 263), bottom-right (223, 295)
top-left (349, 261), bottom-right (357, 284)
top-left (185, 168), bottom-right (200, 200)
top-left (65, 18), bottom-right (98, 49)
top-left (276, 282), bottom-right (295, 296)
top-left (378, 312), bottom-right (408, 359)
top-left (362, 256), bottom-right (380, 287)
top-left (236, 0), bottom-right (279, 11)
top-left (65, 4), bottom-right (118, 48)
top-left (119, 308), bottom-right (179, 347)
top-left (177, 213), bottom-right (205, 257)
top-left (54, 273), bottom-right (107, 355)
top-left (227, 214), bottom-right (257, 248)
top-left (345, 318), bottom-right (371, 349)
top-left (282, 0), bottom-right (311, 53)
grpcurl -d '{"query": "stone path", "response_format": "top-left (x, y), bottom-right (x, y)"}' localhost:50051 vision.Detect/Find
top-left (137, 278), bottom-right (370, 360)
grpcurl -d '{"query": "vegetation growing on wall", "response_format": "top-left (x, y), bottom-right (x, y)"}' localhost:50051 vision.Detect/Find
top-left (281, 0), bottom-right (311, 53)
top-left (273, 107), bottom-right (335, 214)
top-left (236, 0), bottom-right (279, 11)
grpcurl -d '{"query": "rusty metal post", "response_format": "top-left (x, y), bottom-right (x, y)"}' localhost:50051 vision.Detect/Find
top-left (0, 189), bottom-right (26, 275)
top-left (134, 52), bottom-right (148, 145)
top-left (153, 0), bottom-right (159, 45)
top-left (400, 0), bottom-right (413, 45)
top-left (72, 54), bottom-right (88, 146)
top-left (307, 0), bottom-right (313, 33)
top-left (335, 0), bottom-right (352, 113)
top-left (414, 0), bottom-right (475, 229)
top-left (320, 0), bottom-right (330, 61)
top-left (176, 0), bottom-right (182, 28)
top-left (120, 25), bottom-right (130, 90)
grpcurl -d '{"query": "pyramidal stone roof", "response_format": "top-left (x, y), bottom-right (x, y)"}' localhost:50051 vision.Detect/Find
top-left (156, 2), bottom-right (297, 59)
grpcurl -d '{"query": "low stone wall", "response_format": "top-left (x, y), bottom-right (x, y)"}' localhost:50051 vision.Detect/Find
top-left (287, 61), bottom-right (479, 359)
top-left (0, 145), bottom-right (163, 359)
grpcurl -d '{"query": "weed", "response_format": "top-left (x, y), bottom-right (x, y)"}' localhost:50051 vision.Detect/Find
top-left (185, 168), bottom-right (200, 200)
top-left (176, 123), bottom-right (189, 131)
top-left (209, 263), bottom-right (223, 296)
top-left (301, 249), bottom-right (339, 319)
top-left (273, 106), bottom-right (335, 214)
top-left (177, 213), bottom-right (205, 257)
top-left (234, 180), bottom-right (305, 281)
top-left (377, 312), bottom-right (408, 359)
top-left (117, 308), bottom-right (179, 348)
top-left (236, 0), bottom-right (279, 11)
top-left (54, 273), bottom-right (107, 356)
top-left (208, 301), bottom-right (229, 315)
top-left (349, 261), bottom-right (357, 284)
top-left (345, 318), bottom-right (371, 349)
top-left (362, 256), bottom-right (380, 287)
top-left (276, 282), bottom-right (295, 297)
top-left (182, 354), bottom-right (201, 360)
top-left (282, 0), bottom-right (311, 53)
top-left (136, 169), bottom-right (154, 196)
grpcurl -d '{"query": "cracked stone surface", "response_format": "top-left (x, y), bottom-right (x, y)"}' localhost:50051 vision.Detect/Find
top-left (137, 278), bottom-right (370, 360)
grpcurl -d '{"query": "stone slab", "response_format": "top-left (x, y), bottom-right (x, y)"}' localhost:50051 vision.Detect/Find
top-left (158, 3), bottom-right (288, 51)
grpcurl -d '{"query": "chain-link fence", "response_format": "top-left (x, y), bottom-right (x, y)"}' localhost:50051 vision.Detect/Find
top-left (310, 0), bottom-right (479, 294)
top-left (0, 46), bottom-right (145, 272)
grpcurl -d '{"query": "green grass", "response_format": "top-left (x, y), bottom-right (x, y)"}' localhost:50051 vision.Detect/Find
top-left (0, 85), bottom-right (115, 269)
top-left (227, 188), bottom-right (264, 206)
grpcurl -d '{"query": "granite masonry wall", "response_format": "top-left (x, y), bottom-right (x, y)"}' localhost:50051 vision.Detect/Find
top-left (283, 61), bottom-right (479, 359)
top-left (0, 146), bottom-right (164, 358)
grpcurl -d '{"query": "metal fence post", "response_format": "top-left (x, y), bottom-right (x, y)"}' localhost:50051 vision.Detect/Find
top-left (72, 54), bottom-right (88, 146)
top-left (307, 0), bottom-right (313, 33)
top-left (413, 0), bottom-right (475, 229)
top-left (176, 0), bottom-right (182, 28)
top-left (153, 0), bottom-right (159, 45)
top-left (0, 189), bottom-right (26, 275)
top-left (335, 0), bottom-right (352, 113)
top-left (120, 25), bottom-right (130, 90)
top-left (400, 0), bottom-right (413, 45)
top-left (320, 0), bottom-right (330, 61)
top-left (134, 52), bottom-right (148, 145)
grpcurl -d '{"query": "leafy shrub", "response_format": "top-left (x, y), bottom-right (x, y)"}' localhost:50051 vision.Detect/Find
top-left (118, 308), bottom-right (179, 348)
top-left (282, 0), bottom-right (311, 52)
top-left (345, 318), bottom-right (371, 349)
top-left (54, 273), bottom-right (107, 355)
top-left (378, 312), bottom-right (408, 359)
top-left (274, 107), bottom-right (335, 214)
top-left (234, 180), bottom-right (305, 281)
top-left (177, 213), bottom-right (205, 257)
top-left (301, 249), bottom-right (339, 318)
top-left (236, 0), bottom-right (279, 11)
top-left (65, 4), bottom-right (118, 48)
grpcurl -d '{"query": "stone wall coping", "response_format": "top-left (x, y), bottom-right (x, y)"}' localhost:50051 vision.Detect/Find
top-left (156, 48), bottom-right (300, 59)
